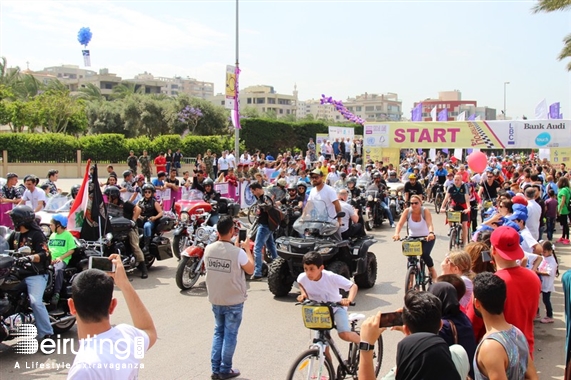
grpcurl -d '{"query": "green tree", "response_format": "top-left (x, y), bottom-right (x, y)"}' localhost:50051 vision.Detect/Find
top-left (86, 100), bottom-right (127, 135)
top-left (77, 83), bottom-right (104, 101)
top-left (240, 106), bottom-right (260, 118)
top-left (111, 81), bottom-right (144, 100)
top-left (533, 0), bottom-right (571, 70)
top-left (35, 91), bottom-right (87, 134)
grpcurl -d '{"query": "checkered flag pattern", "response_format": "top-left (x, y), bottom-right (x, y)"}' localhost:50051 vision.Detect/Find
top-left (14, 324), bottom-right (38, 354)
top-left (472, 122), bottom-right (496, 149)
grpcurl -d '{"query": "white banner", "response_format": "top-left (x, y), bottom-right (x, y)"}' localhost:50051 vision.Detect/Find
top-left (454, 149), bottom-right (463, 160)
top-left (328, 126), bottom-right (354, 141)
top-left (486, 120), bottom-right (571, 148)
top-left (364, 124), bottom-right (389, 148)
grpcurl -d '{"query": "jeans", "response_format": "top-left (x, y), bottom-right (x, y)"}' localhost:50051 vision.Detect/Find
top-left (25, 274), bottom-right (53, 338)
top-left (143, 221), bottom-right (155, 237)
top-left (542, 291), bottom-right (553, 318)
top-left (380, 201), bottom-right (394, 224)
top-left (546, 217), bottom-right (556, 241)
top-left (211, 303), bottom-right (244, 375)
top-left (254, 223), bottom-right (277, 277)
top-left (53, 261), bottom-right (66, 294)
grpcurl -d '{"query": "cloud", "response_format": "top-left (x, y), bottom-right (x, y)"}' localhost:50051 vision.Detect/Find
top-left (2, 1), bottom-right (227, 51)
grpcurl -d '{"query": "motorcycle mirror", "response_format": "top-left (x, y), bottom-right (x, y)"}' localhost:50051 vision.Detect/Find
top-left (18, 246), bottom-right (32, 255)
top-left (336, 212), bottom-right (346, 218)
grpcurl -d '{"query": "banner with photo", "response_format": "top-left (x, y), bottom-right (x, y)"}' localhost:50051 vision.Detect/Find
top-left (364, 147), bottom-right (400, 165)
top-left (328, 126), bottom-right (355, 141)
top-left (366, 120), bottom-right (571, 149)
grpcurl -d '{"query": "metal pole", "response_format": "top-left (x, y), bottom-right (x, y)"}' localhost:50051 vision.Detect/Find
top-left (503, 81), bottom-right (509, 156)
top-left (234, 0), bottom-right (240, 159)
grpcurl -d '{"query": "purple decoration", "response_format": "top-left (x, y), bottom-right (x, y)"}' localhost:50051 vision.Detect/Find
top-left (437, 108), bottom-right (448, 121)
top-left (411, 103), bottom-right (422, 121)
top-left (468, 114), bottom-right (476, 121)
top-left (442, 148), bottom-right (449, 154)
top-left (321, 94), bottom-right (365, 125)
top-left (549, 102), bottom-right (561, 119)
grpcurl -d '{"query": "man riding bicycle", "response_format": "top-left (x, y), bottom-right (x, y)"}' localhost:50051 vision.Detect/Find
top-left (442, 174), bottom-right (471, 246)
top-left (404, 174), bottom-right (425, 203)
top-left (367, 172), bottom-right (395, 228)
top-left (478, 169), bottom-right (501, 222)
top-left (430, 162), bottom-right (448, 201)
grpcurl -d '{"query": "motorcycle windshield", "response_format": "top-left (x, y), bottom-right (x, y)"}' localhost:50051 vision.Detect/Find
top-left (44, 194), bottom-right (71, 212)
top-left (293, 200), bottom-right (339, 236)
top-left (186, 189), bottom-right (205, 201)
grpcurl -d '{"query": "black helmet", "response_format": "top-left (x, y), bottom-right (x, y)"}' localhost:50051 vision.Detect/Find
top-left (287, 183), bottom-right (296, 191)
top-left (372, 172), bottom-right (381, 179)
top-left (296, 181), bottom-right (307, 190)
top-left (203, 178), bottom-right (214, 187)
top-left (10, 205), bottom-right (35, 228)
top-left (141, 184), bottom-right (155, 194)
top-left (104, 186), bottom-right (121, 199)
top-left (122, 170), bottom-right (132, 178)
top-left (347, 176), bottom-right (357, 185)
top-left (71, 184), bottom-right (81, 199)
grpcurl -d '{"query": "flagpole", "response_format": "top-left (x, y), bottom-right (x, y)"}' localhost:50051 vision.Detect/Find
top-left (98, 215), bottom-right (103, 255)
top-left (233, 0), bottom-right (240, 159)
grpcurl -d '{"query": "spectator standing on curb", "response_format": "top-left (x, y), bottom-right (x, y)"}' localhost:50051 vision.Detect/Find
top-left (155, 152), bottom-right (167, 175)
top-left (166, 149), bottom-right (173, 174)
top-left (204, 216), bottom-right (254, 380)
top-left (127, 150), bottom-right (138, 175)
top-left (67, 256), bottom-right (157, 379)
top-left (204, 150), bottom-right (214, 179)
top-left (139, 150), bottom-right (153, 183)
top-left (173, 148), bottom-right (183, 175)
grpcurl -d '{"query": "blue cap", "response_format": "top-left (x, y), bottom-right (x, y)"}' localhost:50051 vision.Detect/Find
top-left (507, 206), bottom-right (528, 222)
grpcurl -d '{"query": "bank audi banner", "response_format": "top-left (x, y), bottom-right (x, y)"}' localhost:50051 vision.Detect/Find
top-left (363, 120), bottom-right (571, 149)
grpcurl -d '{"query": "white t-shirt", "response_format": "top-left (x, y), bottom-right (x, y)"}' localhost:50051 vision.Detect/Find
top-left (308, 184), bottom-right (338, 222)
top-left (67, 324), bottom-right (150, 380)
top-left (297, 269), bottom-right (353, 303)
top-left (520, 227), bottom-right (539, 253)
top-left (22, 188), bottom-right (46, 210)
top-left (240, 154), bottom-right (251, 165)
top-left (526, 200), bottom-right (542, 240)
top-left (218, 157), bottom-right (229, 171)
top-left (338, 201), bottom-right (355, 234)
top-left (227, 154), bottom-right (236, 169)
top-left (459, 275), bottom-right (473, 309)
top-left (538, 255), bottom-right (557, 292)
top-left (326, 172), bottom-right (339, 186)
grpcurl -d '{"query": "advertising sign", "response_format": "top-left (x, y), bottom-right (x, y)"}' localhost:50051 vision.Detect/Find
top-left (328, 126), bottom-right (354, 141)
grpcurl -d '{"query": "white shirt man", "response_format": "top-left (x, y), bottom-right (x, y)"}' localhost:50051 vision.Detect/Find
top-left (326, 168), bottom-right (339, 186)
top-left (525, 187), bottom-right (542, 240)
top-left (226, 152), bottom-right (236, 169)
top-left (21, 181), bottom-right (46, 212)
top-left (308, 170), bottom-right (340, 222)
top-left (218, 154), bottom-right (230, 171)
top-left (240, 152), bottom-right (251, 165)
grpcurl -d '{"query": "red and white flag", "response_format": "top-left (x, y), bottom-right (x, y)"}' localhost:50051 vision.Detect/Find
top-left (67, 160), bottom-right (91, 238)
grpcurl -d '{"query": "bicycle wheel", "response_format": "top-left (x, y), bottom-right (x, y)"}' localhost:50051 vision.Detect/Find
top-left (247, 204), bottom-right (258, 224)
top-left (434, 193), bottom-right (442, 214)
top-left (419, 261), bottom-right (430, 291)
top-left (404, 265), bottom-right (417, 292)
top-left (449, 226), bottom-right (458, 251)
top-left (349, 335), bottom-right (384, 377)
top-left (286, 349), bottom-right (335, 380)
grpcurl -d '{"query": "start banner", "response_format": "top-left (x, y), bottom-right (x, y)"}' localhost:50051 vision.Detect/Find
top-left (363, 120), bottom-right (571, 149)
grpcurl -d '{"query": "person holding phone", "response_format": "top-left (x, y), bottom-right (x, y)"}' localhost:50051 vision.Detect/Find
top-left (67, 254), bottom-right (157, 379)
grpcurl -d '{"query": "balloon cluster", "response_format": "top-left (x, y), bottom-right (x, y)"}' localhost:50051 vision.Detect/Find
top-left (77, 27), bottom-right (93, 47)
top-left (320, 94), bottom-right (365, 125)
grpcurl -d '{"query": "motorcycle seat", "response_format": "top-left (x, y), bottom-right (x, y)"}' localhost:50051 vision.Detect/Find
top-left (348, 313), bottom-right (365, 322)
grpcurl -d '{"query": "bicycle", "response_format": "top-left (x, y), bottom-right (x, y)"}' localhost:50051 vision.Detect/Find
top-left (400, 237), bottom-right (432, 292)
top-left (446, 210), bottom-right (463, 251)
top-left (287, 300), bottom-right (383, 380)
top-left (434, 184), bottom-right (444, 214)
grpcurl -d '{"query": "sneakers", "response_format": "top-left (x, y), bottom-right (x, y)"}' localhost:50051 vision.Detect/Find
top-left (557, 237), bottom-right (567, 243)
top-left (540, 317), bottom-right (554, 324)
top-left (563, 239), bottom-right (570, 245)
top-left (218, 369), bottom-right (240, 379)
top-left (249, 275), bottom-right (263, 281)
top-left (391, 223), bottom-right (396, 228)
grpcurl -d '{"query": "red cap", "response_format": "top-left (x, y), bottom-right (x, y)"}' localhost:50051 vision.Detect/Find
top-left (490, 226), bottom-right (524, 261)
top-left (511, 195), bottom-right (528, 206)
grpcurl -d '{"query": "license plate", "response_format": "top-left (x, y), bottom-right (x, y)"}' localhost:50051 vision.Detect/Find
top-left (483, 201), bottom-right (493, 209)
top-left (447, 211), bottom-right (462, 223)
top-left (402, 241), bottom-right (422, 256)
top-left (301, 305), bottom-right (334, 330)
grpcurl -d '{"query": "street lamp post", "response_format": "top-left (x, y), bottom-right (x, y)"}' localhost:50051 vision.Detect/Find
top-left (503, 81), bottom-right (510, 118)
top-left (234, 0), bottom-right (240, 159)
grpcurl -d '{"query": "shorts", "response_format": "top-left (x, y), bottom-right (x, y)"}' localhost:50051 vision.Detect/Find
top-left (334, 307), bottom-right (351, 333)
top-left (452, 206), bottom-right (469, 223)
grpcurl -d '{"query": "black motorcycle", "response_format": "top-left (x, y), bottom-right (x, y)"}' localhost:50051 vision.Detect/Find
top-left (364, 189), bottom-right (387, 229)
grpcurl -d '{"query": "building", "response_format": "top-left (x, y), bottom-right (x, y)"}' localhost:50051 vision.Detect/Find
top-left (344, 92), bottom-right (402, 122)
top-left (33, 65), bottom-right (123, 98)
top-left (296, 99), bottom-right (339, 121)
top-left (207, 85), bottom-right (297, 118)
top-left (413, 90), bottom-right (497, 121)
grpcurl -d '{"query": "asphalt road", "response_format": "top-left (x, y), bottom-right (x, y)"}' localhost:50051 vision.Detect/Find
top-left (0, 178), bottom-right (567, 380)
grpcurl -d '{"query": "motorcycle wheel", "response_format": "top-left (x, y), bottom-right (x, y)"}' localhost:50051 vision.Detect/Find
top-left (176, 256), bottom-right (201, 290)
top-left (365, 211), bottom-right (374, 231)
top-left (52, 316), bottom-right (76, 334)
top-left (390, 204), bottom-right (398, 222)
top-left (145, 254), bottom-right (155, 269)
top-left (327, 261), bottom-right (350, 279)
top-left (268, 258), bottom-right (293, 297)
top-left (354, 252), bottom-right (377, 289)
top-left (172, 234), bottom-right (189, 260)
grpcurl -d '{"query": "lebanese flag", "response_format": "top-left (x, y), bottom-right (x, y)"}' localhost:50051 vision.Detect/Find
top-left (68, 160), bottom-right (91, 238)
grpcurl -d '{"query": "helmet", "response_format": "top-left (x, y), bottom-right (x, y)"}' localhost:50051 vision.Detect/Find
top-left (52, 214), bottom-right (68, 228)
top-left (372, 173), bottom-right (381, 180)
top-left (135, 174), bottom-right (145, 182)
top-left (389, 171), bottom-right (397, 176)
top-left (71, 184), bottom-right (81, 199)
top-left (296, 181), bottom-right (307, 190)
top-left (287, 183), bottom-right (296, 191)
top-left (10, 205), bottom-right (35, 228)
top-left (141, 184), bottom-right (156, 194)
top-left (277, 178), bottom-right (287, 187)
top-left (122, 170), bottom-right (132, 178)
top-left (104, 186), bottom-right (121, 199)
top-left (493, 169), bottom-right (500, 176)
top-left (203, 178), bottom-right (214, 187)
top-left (347, 176), bottom-right (357, 185)
top-left (409, 174), bottom-right (417, 180)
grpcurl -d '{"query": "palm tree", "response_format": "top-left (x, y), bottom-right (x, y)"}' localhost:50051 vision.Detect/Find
top-left (76, 83), bottom-right (104, 101)
top-left (0, 57), bottom-right (21, 89)
top-left (111, 81), bottom-right (144, 100)
top-left (533, 0), bottom-right (571, 70)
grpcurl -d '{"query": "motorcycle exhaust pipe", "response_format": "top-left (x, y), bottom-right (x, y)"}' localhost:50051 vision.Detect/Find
top-left (50, 315), bottom-right (76, 325)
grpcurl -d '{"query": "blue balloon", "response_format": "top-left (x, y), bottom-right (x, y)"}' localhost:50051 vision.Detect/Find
top-left (78, 27), bottom-right (93, 46)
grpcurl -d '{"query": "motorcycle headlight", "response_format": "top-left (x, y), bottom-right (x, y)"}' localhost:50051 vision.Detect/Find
top-left (391, 190), bottom-right (397, 196)
top-left (317, 247), bottom-right (331, 255)
top-left (196, 227), bottom-right (208, 242)
top-left (180, 212), bottom-right (189, 223)
top-left (367, 195), bottom-right (373, 201)
top-left (105, 233), bottom-right (113, 241)
top-left (40, 224), bottom-right (51, 238)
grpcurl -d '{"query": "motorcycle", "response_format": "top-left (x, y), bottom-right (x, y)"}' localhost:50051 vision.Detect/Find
top-left (387, 182), bottom-right (406, 222)
top-left (172, 190), bottom-right (213, 259)
top-left (103, 213), bottom-right (175, 273)
top-left (364, 189), bottom-right (387, 229)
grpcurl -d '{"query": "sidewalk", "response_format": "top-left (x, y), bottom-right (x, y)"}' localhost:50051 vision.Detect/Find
top-left (534, 239), bottom-right (568, 379)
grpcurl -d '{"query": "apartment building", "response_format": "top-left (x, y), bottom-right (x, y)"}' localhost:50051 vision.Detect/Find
top-left (207, 85), bottom-right (297, 117)
top-left (413, 90), bottom-right (497, 121)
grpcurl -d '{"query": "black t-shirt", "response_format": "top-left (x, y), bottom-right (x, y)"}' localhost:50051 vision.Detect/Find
top-left (127, 156), bottom-right (138, 168)
top-left (349, 187), bottom-right (361, 199)
top-left (8, 229), bottom-right (49, 275)
top-left (173, 152), bottom-right (183, 163)
top-left (481, 180), bottom-right (500, 200)
top-left (447, 184), bottom-right (468, 205)
top-left (404, 181), bottom-right (424, 196)
top-left (166, 177), bottom-right (180, 186)
top-left (123, 201), bottom-right (135, 220)
top-left (256, 194), bottom-right (272, 226)
top-left (166, 153), bottom-right (173, 163)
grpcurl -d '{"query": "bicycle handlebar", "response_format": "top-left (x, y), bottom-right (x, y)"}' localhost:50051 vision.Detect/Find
top-left (296, 300), bottom-right (356, 307)
top-left (398, 236), bottom-right (428, 242)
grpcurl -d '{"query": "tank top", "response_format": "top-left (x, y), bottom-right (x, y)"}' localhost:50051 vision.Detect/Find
top-left (473, 326), bottom-right (529, 380)
top-left (407, 207), bottom-right (430, 237)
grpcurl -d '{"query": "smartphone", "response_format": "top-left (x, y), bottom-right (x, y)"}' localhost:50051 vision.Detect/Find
top-left (239, 228), bottom-right (247, 243)
top-left (379, 311), bottom-right (404, 328)
top-left (89, 256), bottom-right (116, 272)
top-left (481, 250), bottom-right (492, 263)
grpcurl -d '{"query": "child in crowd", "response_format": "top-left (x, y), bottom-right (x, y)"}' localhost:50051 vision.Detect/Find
top-left (536, 241), bottom-right (559, 324)
top-left (545, 189), bottom-right (558, 241)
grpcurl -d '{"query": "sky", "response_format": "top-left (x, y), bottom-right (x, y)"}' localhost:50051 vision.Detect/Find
top-left (1, 0), bottom-right (570, 119)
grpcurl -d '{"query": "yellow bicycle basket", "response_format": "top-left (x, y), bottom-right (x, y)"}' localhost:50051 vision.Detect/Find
top-left (483, 200), bottom-right (493, 209)
top-left (447, 211), bottom-right (462, 223)
top-left (402, 240), bottom-right (423, 256)
top-left (301, 305), bottom-right (335, 330)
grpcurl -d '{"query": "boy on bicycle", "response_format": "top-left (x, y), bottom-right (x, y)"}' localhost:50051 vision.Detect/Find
top-left (297, 252), bottom-right (360, 356)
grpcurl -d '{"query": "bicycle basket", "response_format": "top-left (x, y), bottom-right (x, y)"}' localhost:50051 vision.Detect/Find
top-left (402, 240), bottom-right (423, 256)
top-left (447, 211), bottom-right (462, 223)
top-left (301, 305), bottom-right (335, 330)
top-left (483, 200), bottom-right (493, 209)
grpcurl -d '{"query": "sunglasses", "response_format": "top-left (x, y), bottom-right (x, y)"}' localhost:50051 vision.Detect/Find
top-left (144, 190), bottom-right (152, 194)
top-left (410, 202), bottom-right (420, 205)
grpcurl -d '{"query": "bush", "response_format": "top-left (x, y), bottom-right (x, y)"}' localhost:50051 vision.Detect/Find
top-left (0, 133), bottom-right (79, 163)
top-left (80, 134), bottom-right (129, 163)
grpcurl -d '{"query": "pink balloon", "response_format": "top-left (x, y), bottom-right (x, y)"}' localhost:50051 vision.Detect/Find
top-left (467, 151), bottom-right (488, 173)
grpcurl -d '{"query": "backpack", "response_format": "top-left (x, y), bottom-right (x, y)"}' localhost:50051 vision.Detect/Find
top-left (263, 197), bottom-right (285, 231)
